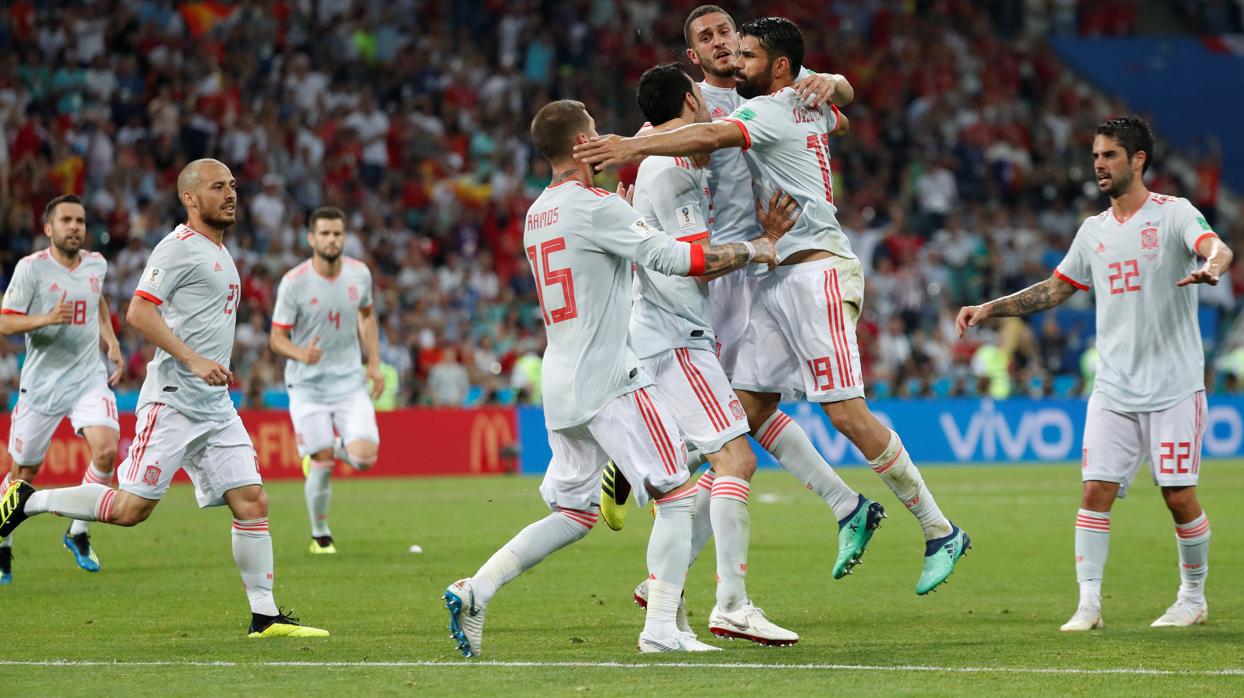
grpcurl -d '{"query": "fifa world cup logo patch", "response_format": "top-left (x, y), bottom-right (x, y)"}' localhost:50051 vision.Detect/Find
top-left (143, 465), bottom-right (162, 486)
top-left (1140, 227), bottom-right (1159, 250)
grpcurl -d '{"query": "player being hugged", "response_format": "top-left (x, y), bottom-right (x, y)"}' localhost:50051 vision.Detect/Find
top-left (957, 116), bottom-right (1232, 631)
top-left (0, 195), bottom-right (124, 582)
top-left (0, 159), bottom-right (328, 638)
top-left (443, 99), bottom-right (794, 657)
top-left (270, 207), bottom-right (383, 555)
top-left (577, 16), bottom-right (969, 593)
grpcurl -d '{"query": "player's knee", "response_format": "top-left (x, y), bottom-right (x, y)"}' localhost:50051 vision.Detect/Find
top-left (1161, 485), bottom-right (1198, 511)
top-left (110, 497), bottom-right (153, 527)
top-left (824, 403), bottom-right (865, 441)
top-left (93, 446), bottom-right (118, 471)
top-left (739, 393), bottom-right (780, 433)
top-left (712, 446), bottom-right (756, 480)
top-left (348, 441), bottom-right (378, 469)
top-left (1081, 481), bottom-right (1119, 510)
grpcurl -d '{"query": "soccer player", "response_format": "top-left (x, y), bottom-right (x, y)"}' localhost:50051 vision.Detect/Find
top-left (443, 99), bottom-right (793, 657)
top-left (270, 206), bottom-right (383, 555)
top-left (0, 159), bottom-right (328, 638)
top-left (577, 16), bottom-right (969, 594)
top-left (957, 116), bottom-right (1231, 630)
top-left (0, 194), bottom-right (124, 582)
top-left (623, 62), bottom-right (800, 645)
top-left (602, 6), bottom-right (885, 590)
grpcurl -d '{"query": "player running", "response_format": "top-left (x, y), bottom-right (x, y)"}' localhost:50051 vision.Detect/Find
top-left (616, 62), bottom-right (801, 645)
top-left (577, 16), bottom-right (969, 594)
top-left (443, 99), bottom-right (795, 657)
top-left (0, 159), bottom-right (328, 638)
top-left (957, 116), bottom-right (1231, 631)
top-left (270, 206), bottom-right (383, 555)
top-left (0, 194), bottom-right (124, 582)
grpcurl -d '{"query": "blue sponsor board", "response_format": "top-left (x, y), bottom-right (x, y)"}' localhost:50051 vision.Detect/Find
top-left (517, 397), bottom-right (1244, 474)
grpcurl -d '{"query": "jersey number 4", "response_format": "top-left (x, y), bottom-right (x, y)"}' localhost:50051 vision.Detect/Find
top-left (526, 237), bottom-right (577, 326)
top-left (1107, 260), bottom-right (1141, 295)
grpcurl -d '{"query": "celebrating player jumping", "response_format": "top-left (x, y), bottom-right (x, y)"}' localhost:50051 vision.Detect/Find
top-left (957, 116), bottom-right (1231, 631)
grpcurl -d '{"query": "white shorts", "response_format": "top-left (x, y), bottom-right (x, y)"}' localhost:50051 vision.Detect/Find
top-left (7, 382), bottom-right (119, 467)
top-left (734, 256), bottom-right (865, 403)
top-left (709, 271), bottom-right (759, 382)
top-left (288, 386), bottom-right (380, 457)
top-left (118, 403), bottom-right (262, 508)
top-left (540, 386), bottom-right (690, 512)
top-left (1082, 391), bottom-right (1207, 497)
top-left (641, 347), bottom-right (749, 454)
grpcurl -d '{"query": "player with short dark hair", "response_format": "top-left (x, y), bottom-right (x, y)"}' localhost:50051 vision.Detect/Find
top-left (958, 115), bottom-right (1232, 631)
top-left (0, 159), bottom-right (328, 638)
top-left (443, 99), bottom-right (796, 656)
top-left (271, 207), bottom-right (383, 555)
top-left (579, 15), bottom-right (969, 595)
top-left (1, 194), bottom-right (125, 582)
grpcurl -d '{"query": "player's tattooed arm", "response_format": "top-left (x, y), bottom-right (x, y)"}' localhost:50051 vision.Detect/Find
top-left (694, 192), bottom-right (798, 279)
top-left (955, 275), bottom-right (1078, 337)
top-left (699, 239), bottom-right (777, 275)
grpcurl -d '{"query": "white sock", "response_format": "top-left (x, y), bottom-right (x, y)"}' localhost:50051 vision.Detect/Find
top-left (24, 483), bottom-right (116, 522)
top-left (643, 488), bottom-right (696, 638)
top-left (304, 459), bottom-right (334, 538)
top-left (232, 518), bottom-right (279, 616)
top-left (1174, 513), bottom-right (1210, 604)
top-left (868, 429), bottom-right (952, 540)
top-left (687, 469), bottom-right (715, 566)
top-left (710, 476), bottom-right (750, 612)
top-left (1074, 509), bottom-right (1110, 611)
top-left (69, 466), bottom-right (113, 536)
top-left (471, 508), bottom-right (596, 606)
top-left (755, 410), bottom-right (859, 520)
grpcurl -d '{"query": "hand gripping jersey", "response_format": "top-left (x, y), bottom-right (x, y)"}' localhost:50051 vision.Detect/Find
top-left (1055, 194), bottom-right (1217, 412)
top-left (1, 249), bottom-right (110, 414)
top-left (272, 257), bottom-right (374, 402)
top-left (133, 224), bottom-right (242, 422)
top-left (523, 180), bottom-right (703, 429)
top-left (629, 155), bottom-right (715, 359)
top-left (723, 87), bottom-right (855, 264)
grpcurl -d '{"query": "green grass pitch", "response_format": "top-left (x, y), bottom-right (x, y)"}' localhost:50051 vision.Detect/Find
top-left (1, 462), bottom-right (1241, 696)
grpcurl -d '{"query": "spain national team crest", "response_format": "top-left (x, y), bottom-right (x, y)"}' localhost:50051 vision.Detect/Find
top-left (348, 286), bottom-right (358, 302)
top-left (89, 276), bottom-right (101, 294)
top-left (729, 399), bottom-right (746, 421)
top-left (1140, 227), bottom-right (1159, 250)
top-left (143, 465), bottom-right (162, 486)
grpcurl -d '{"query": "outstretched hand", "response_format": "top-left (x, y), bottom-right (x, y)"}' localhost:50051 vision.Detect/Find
top-left (1177, 265), bottom-right (1221, 287)
top-left (955, 305), bottom-right (991, 338)
top-left (574, 135), bottom-right (640, 172)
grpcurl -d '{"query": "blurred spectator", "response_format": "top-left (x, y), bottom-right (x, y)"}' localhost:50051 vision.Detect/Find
top-left (427, 347), bottom-right (470, 407)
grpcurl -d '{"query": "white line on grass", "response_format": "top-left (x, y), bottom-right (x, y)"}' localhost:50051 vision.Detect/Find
top-left (2, 660), bottom-right (1243, 677)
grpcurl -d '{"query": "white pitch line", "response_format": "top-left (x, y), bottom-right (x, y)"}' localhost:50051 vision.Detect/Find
top-left (1, 660), bottom-right (1242, 677)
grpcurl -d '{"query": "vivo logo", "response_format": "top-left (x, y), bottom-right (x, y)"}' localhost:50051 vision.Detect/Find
top-left (939, 402), bottom-right (1074, 461)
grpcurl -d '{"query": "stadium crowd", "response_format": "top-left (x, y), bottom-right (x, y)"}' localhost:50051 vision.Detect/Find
top-left (1, 0), bottom-right (1240, 409)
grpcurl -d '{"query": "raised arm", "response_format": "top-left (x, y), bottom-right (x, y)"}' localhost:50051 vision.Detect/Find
top-left (128, 295), bottom-right (233, 386)
top-left (98, 297), bottom-right (124, 386)
top-left (956, 274), bottom-right (1079, 337)
top-left (573, 121), bottom-right (745, 171)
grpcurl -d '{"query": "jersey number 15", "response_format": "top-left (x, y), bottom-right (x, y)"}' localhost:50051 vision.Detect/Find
top-left (526, 237), bottom-right (577, 326)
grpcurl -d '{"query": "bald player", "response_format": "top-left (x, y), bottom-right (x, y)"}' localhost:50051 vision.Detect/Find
top-left (0, 159), bottom-right (328, 638)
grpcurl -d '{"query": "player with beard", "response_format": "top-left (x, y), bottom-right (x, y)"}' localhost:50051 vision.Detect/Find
top-left (270, 207), bottom-right (383, 554)
top-left (602, 5), bottom-right (886, 612)
top-left (0, 194), bottom-right (124, 582)
top-left (958, 117), bottom-right (1231, 631)
top-left (0, 159), bottom-right (328, 638)
top-left (578, 16), bottom-right (970, 595)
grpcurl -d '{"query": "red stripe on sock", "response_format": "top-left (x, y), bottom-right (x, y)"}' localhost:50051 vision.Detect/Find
top-left (1176, 519), bottom-right (1210, 538)
top-left (757, 413), bottom-right (791, 450)
top-left (656, 487), bottom-right (698, 505)
top-left (559, 508), bottom-right (598, 529)
top-left (872, 445), bottom-right (904, 474)
top-left (96, 489), bottom-right (116, 522)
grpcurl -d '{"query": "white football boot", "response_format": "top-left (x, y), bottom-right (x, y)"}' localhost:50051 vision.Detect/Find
top-left (708, 604), bottom-right (799, 646)
top-left (444, 578), bottom-right (487, 657)
top-left (638, 630), bottom-right (721, 653)
top-left (1059, 607), bottom-right (1104, 632)
top-left (1151, 599), bottom-right (1208, 627)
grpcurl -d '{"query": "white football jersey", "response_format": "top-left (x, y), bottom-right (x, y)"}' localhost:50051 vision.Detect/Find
top-left (133, 225), bottom-right (242, 422)
top-left (1, 249), bottom-right (110, 415)
top-left (724, 87), bottom-right (855, 263)
top-left (272, 257), bottom-right (374, 402)
top-left (699, 81), bottom-right (758, 245)
top-left (524, 180), bottom-right (701, 429)
top-left (630, 154), bottom-right (715, 359)
top-left (1056, 193), bottom-right (1215, 412)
